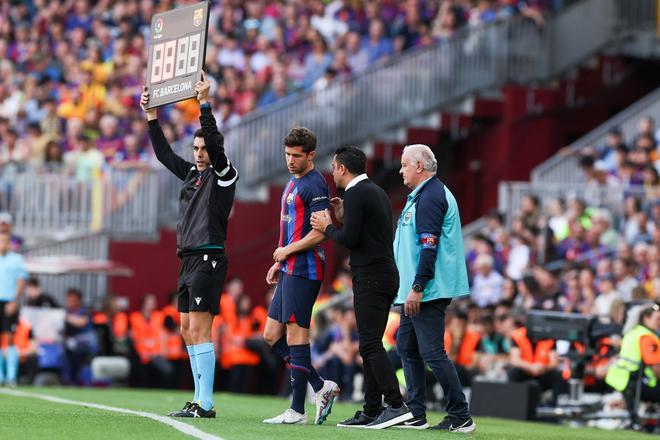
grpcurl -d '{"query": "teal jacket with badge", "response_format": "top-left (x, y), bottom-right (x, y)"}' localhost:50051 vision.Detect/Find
top-left (393, 177), bottom-right (470, 304)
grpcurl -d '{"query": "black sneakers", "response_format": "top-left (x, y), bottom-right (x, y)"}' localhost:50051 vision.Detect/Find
top-left (393, 415), bottom-right (429, 429)
top-left (168, 402), bottom-right (193, 417)
top-left (180, 402), bottom-right (216, 418)
top-left (365, 404), bottom-right (414, 430)
top-left (431, 416), bottom-right (476, 433)
top-left (337, 411), bottom-right (375, 428)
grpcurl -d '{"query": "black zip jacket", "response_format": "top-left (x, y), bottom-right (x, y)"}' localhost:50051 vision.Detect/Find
top-left (147, 106), bottom-right (238, 254)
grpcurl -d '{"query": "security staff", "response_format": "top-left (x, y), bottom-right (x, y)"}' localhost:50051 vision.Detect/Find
top-left (606, 303), bottom-right (660, 425)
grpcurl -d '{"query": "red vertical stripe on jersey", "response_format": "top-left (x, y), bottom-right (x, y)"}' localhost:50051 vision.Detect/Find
top-left (286, 193), bottom-right (306, 275)
top-left (278, 181), bottom-right (293, 247)
top-left (315, 250), bottom-right (323, 280)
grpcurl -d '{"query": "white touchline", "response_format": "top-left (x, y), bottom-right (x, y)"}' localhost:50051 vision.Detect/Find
top-left (0, 388), bottom-right (224, 440)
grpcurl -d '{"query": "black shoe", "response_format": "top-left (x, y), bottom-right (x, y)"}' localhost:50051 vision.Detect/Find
top-left (168, 401), bottom-right (193, 417)
top-left (393, 415), bottom-right (429, 430)
top-left (180, 403), bottom-right (216, 418)
top-left (365, 404), bottom-right (414, 430)
top-left (431, 416), bottom-right (476, 433)
top-left (337, 411), bottom-right (375, 428)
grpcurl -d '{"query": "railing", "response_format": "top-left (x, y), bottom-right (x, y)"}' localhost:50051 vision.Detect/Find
top-left (498, 181), bottom-right (657, 226)
top-left (220, 0), bottom-right (655, 188)
top-left (616, 0), bottom-right (659, 31)
top-left (23, 233), bottom-right (110, 308)
top-left (531, 85), bottom-right (660, 184)
top-left (0, 168), bottom-right (160, 239)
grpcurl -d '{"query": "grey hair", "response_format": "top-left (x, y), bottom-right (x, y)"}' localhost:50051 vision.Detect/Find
top-left (404, 144), bottom-right (437, 172)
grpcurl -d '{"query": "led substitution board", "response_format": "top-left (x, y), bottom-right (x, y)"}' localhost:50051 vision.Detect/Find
top-left (145, 1), bottom-right (210, 108)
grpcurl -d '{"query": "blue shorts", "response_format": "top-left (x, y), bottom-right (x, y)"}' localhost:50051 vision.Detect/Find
top-left (268, 272), bottom-right (321, 329)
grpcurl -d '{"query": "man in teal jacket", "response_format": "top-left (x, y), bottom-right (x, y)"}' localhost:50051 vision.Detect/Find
top-left (394, 144), bottom-right (475, 433)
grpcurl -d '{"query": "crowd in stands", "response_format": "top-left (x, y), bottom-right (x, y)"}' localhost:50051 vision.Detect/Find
top-left (452, 114), bottom-right (659, 402)
top-left (0, 1), bottom-right (562, 181)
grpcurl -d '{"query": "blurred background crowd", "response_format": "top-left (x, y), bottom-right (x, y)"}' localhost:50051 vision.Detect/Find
top-left (0, 0), bottom-right (561, 181)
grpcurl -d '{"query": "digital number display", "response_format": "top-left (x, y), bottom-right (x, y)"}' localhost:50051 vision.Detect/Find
top-left (145, 1), bottom-right (209, 109)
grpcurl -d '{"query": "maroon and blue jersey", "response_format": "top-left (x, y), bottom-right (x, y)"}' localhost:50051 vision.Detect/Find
top-left (278, 169), bottom-right (329, 280)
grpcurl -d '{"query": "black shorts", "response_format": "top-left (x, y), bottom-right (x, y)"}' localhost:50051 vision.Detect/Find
top-left (177, 252), bottom-right (227, 315)
top-left (267, 272), bottom-right (321, 329)
top-left (0, 300), bottom-right (18, 334)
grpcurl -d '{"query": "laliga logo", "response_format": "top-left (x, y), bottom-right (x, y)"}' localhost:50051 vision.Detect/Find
top-left (154, 18), bottom-right (164, 34)
top-left (193, 8), bottom-right (204, 27)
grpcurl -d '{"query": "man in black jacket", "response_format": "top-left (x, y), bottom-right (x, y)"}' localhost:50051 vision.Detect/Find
top-left (310, 146), bottom-right (413, 429)
top-left (141, 72), bottom-right (238, 418)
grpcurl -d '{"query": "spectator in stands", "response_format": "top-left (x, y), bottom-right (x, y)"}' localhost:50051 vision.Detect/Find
top-left (519, 194), bottom-right (541, 231)
top-left (65, 135), bottom-right (104, 181)
top-left (0, 128), bottom-right (28, 170)
top-left (597, 127), bottom-right (628, 172)
top-left (506, 233), bottom-right (531, 281)
top-left (25, 123), bottom-right (49, 169)
top-left (592, 276), bottom-right (622, 318)
top-left (63, 288), bottom-right (97, 385)
top-left (472, 253), bottom-right (505, 307)
top-left (41, 141), bottom-right (64, 174)
top-left (579, 154), bottom-right (623, 206)
top-left (0, 212), bottom-right (22, 253)
top-left (301, 30), bottom-right (333, 90)
top-left (258, 76), bottom-right (291, 109)
top-left (591, 209), bottom-right (620, 251)
top-left (484, 210), bottom-right (506, 243)
top-left (25, 277), bottom-right (58, 308)
top-left (112, 133), bottom-right (149, 168)
top-left (633, 116), bottom-right (659, 146)
top-left (345, 30), bottom-right (370, 74)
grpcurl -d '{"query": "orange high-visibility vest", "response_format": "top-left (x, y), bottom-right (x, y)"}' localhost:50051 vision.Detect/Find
top-left (93, 312), bottom-right (128, 339)
top-left (223, 316), bottom-right (260, 368)
top-left (159, 306), bottom-right (185, 360)
top-left (456, 330), bottom-right (482, 367)
top-left (511, 327), bottom-right (554, 365)
top-left (251, 306), bottom-right (268, 334)
top-left (129, 311), bottom-right (165, 364)
top-left (161, 305), bottom-right (180, 326)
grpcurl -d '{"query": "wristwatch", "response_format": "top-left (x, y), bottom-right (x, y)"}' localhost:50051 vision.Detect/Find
top-left (412, 284), bottom-right (424, 293)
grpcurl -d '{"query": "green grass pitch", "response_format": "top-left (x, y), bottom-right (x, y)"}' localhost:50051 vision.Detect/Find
top-left (0, 387), bottom-right (653, 439)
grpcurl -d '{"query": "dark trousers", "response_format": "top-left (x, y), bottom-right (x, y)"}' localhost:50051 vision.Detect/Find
top-left (353, 269), bottom-right (404, 415)
top-left (397, 298), bottom-right (470, 420)
top-left (507, 367), bottom-right (565, 405)
top-left (622, 371), bottom-right (660, 424)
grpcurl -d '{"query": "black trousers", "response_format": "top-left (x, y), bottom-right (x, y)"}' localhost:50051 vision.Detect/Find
top-left (353, 268), bottom-right (403, 415)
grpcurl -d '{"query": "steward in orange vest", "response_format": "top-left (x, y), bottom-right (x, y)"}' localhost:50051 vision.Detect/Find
top-left (508, 325), bottom-right (565, 404)
top-left (129, 296), bottom-right (166, 365)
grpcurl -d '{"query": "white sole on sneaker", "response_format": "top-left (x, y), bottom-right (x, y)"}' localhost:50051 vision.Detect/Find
top-left (393, 422), bottom-right (429, 430)
top-left (365, 412), bottom-right (414, 430)
top-left (336, 424), bottom-right (369, 428)
top-left (449, 421), bottom-right (476, 433)
top-left (262, 418), bottom-right (307, 425)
